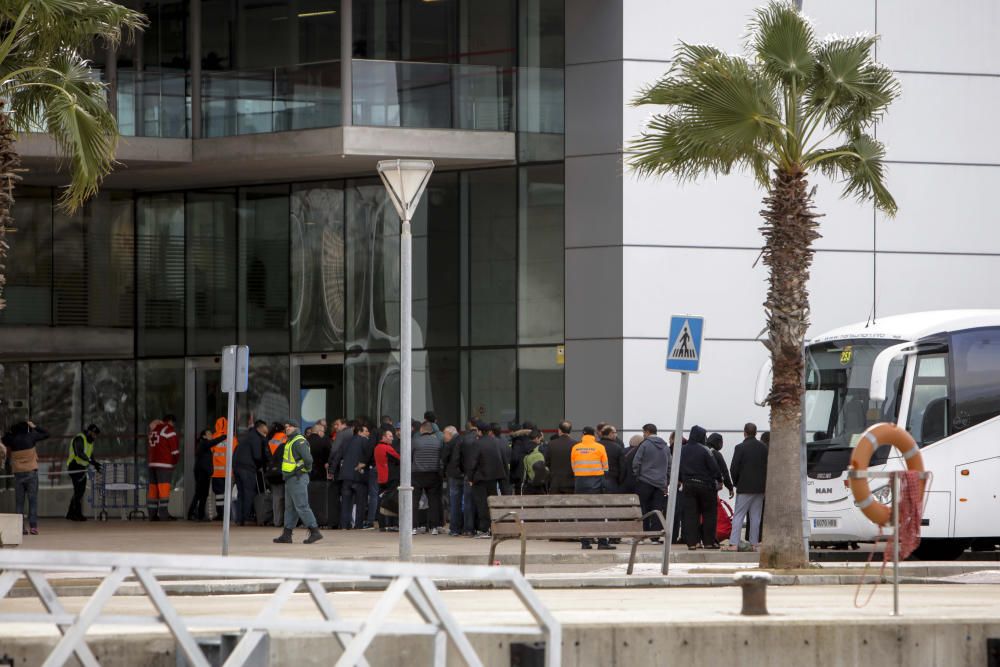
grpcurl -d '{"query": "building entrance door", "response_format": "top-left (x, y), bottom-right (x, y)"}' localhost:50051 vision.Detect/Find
top-left (183, 357), bottom-right (224, 515)
top-left (290, 354), bottom-right (345, 428)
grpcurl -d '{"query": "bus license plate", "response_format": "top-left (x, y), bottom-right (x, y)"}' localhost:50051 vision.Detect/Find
top-left (812, 518), bottom-right (839, 529)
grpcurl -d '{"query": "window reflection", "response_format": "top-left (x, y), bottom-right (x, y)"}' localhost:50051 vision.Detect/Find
top-left (291, 183), bottom-right (345, 352)
top-left (345, 351), bottom-right (400, 423)
top-left (518, 164), bottom-right (564, 344)
top-left (517, 346), bottom-right (563, 429)
top-left (137, 193), bottom-right (185, 357)
top-left (83, 360), bottom-right (136, 461)
top-left (186, 191), bottom-right (238, 355)
top-left (467, 348), bottom-right (516, 425)
top-left (466, 169), bottom-right (517, 346)
top-left (239, 186), bottom-right (290, 354)
top-left (346, 179), bottom-right (400, 351)
top-left (0, 188), bottom-right (52, 325)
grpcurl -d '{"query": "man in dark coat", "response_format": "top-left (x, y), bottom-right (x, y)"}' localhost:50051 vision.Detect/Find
top-left (679, 425), bottom-right (722, 549)
top-left (727, 422), bottom-right (769, 548)
top-left (543, 421), bottom-right (576, 494)
top-left (457, 420), bottom-right (482, 535)
top-left (329, 423), bottom-right (371, 529)
top-left (467, 422), bottom-right (509, 537)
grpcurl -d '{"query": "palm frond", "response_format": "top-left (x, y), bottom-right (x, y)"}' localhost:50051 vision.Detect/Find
top-left (629, 45), bottom-right (783, 186)
top-left (806, 35), bottom-right (900, 138)
top-left (809, 134), bottom-right (896, 215)
top-left (749, 0), bottom-right (816, 87)
top-left (6, 49), bottom-right (117, 208)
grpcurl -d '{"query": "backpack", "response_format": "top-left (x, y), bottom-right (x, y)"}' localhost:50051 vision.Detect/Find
top-left (264, 441), bottom-right (285, 484)
top-left (523, 446), bottom-right (547, 485)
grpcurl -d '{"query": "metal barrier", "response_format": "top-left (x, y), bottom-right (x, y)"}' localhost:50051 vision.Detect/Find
top-left (0, 549), bottom-right (561, 667)
top-left (88, 462), bottom-right (147, 521)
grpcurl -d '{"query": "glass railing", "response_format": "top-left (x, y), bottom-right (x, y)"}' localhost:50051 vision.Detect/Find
top-left (202, 62), bottom-right (342, 137)
top-left (351, 59), bottom-right (513, 131)
top-left (96, 60), bottom-right (557, 140)
top-left (116, 69), bottom-right (189, 139)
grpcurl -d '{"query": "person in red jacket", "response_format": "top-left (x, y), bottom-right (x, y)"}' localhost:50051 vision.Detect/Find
top-left (373, 426), bottom-right (400, 531)
top-left (147, 414), bottom-right (180, 521)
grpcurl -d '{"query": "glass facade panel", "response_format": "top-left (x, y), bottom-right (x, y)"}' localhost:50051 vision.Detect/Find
top-left (186, 191), bottom-right (238, 355)
top-left (518, 164), bottom-right (564, 344)
top-left (467, 348), bottom-right (516, 426)
top-left (0, 188), bottom-right (52, 325)
top-left (53, 192), bottom-right (134, 328)
top-left (466, 168), bottom-right (517, 346)
top-left (346, 179), bottom-right (400, 351)
top-left (345, 351), bottom-right (399, 423)
top-left (413, 350), bottom-right (459, 428)
top-left (243, 355), bottom-right (290, 425)
top-left (30, 361), bottom-right (83, 461)
top-left (0, 362), bottom-right (30, 429)
top-left (353, 0), bottom-right (456, 62)
top-left (412, 173), bottom-right (459, 349)
top-left (291, 182), bottom-right (346, 352)
top-left (517, 0), bottom-right (564, 162)
top-left (517, 346), bottom-right (563, 429)
top-left (137, 193), bottom-right (185, 357)
top-left (239, 185), bottom-right (290, 353)
top-left (83, 360), bottom-right (137, 462)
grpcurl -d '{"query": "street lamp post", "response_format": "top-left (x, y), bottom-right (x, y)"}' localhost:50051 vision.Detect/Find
top-left (377, 158), bottom-right (434, 562)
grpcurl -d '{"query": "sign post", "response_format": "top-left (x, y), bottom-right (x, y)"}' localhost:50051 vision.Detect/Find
top-left (220, 345), bottom-right (249, 557)
top-left (662, 315), bottom-right (704, 575)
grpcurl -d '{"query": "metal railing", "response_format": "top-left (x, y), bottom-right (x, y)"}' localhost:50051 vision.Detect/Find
top-left (0, 549), bottom-right (561, 667)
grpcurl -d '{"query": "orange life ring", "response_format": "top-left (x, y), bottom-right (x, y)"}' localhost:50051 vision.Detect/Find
top-left (848, 422), bottom-right (925, 526)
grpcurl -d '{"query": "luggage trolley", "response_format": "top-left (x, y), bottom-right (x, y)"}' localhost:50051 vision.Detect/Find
top-left (88, 462), bottom-right (147, 521)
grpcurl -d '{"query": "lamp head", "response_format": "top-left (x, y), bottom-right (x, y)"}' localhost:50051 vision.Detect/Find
top-left (376, 159), bottom-right (435, 221)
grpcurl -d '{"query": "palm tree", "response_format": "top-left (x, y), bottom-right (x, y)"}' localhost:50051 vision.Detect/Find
top-left (0, 0), bottom-right (146, 309)
top-left (629, 1), bottom-right (900, 568)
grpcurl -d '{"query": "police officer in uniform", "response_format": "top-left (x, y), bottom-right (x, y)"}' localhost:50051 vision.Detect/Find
top-left (273, 420), bottom-right (324, 544)
top-left (66, 424), bottom-right (101, 521)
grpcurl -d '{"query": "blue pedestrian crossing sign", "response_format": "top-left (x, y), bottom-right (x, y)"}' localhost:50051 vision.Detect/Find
top-left (666, 315), bottom-right (704, 373)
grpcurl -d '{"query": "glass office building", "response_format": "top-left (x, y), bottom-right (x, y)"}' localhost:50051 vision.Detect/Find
top-left (0, 0), bottom-right (565, 515)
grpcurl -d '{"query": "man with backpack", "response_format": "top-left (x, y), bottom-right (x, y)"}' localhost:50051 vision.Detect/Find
top-left (521, 430), bottom-right (548, 494)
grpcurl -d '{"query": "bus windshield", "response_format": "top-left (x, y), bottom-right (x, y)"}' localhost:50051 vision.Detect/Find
top-left (805, 339), bottom-right (906, 452)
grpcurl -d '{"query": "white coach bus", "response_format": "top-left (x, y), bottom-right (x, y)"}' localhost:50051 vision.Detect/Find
top-left (756, 310), bottom-right (1000, 560)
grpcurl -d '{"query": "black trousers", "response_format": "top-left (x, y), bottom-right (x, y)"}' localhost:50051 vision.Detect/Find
top-left (412, 471), bottom-right (443, 529)
top-left (188, 470), bottom-right (211, 520)
top-left (635, 480), bottom-right (666, 532)
top-left (340, 481), bottom-right (368, 529)
top-left (575, 476), bottom-right (608, 547)
top-left (682, 481), bottom-right (717, 547)
top-left (67, 465), bottom-right (87, 519)
top-left (472, 480), bottom-right (498, 533)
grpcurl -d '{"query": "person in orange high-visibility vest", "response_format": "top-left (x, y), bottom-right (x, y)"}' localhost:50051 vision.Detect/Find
top-left (571, 426), bottom-right (611, 550)
top-left (265, 427), bottom-right (288, 527)
top-left (210, 417), bottom-right (237, 520)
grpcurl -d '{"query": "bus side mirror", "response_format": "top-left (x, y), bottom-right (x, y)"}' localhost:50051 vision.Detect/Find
top-left (869, 342), bottom-right (914, 402)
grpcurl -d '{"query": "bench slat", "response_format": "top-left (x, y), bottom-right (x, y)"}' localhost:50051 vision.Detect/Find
top-left (492, 520), bottom-right (646, 537)
top-left (488, 494), bottom-right (640, 508)
top-left (489, 506), bottom-right (642, 521)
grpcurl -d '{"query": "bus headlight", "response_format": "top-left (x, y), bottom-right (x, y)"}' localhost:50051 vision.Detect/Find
top-left (872, 485), bottom-right (892, 505)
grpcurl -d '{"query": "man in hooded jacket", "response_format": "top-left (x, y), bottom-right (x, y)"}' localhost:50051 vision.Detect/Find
top-left (631, 423), bottom-right (670, 536)
top-left (680, 425), bottom-right (723, 549)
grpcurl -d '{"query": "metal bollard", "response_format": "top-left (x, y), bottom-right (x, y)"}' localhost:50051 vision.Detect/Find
top-left (734, 571), bottom-right (771, 616)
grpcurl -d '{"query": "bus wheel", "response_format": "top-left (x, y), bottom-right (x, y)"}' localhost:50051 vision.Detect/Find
top-left (909, 538), bottom-right (971, 561)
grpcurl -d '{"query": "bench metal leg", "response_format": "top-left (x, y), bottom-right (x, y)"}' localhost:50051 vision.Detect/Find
top-left (519, 525), bottom-right (527, 575)
top-left (488, 537), bottom-right (499, 566)
top-left (628, 539), bottom-right (640, 575)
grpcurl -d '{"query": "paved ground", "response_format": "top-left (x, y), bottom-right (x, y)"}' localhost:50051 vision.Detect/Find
top-left (3, 583), bottom-right (1000, 638)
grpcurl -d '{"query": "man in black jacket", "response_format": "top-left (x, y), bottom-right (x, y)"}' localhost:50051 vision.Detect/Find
top-left (234, 420), bottom-right (267, 525)
top-left (457, 420), bottom-right (482, 535)
top-left (543, 421), bottom-right (575, 494)
top-left (679, 425), bottom-right (722, 549)
top-left (440, 426), bottom-right (464, 535)
top-left (727, 422), bottom-right (769, 549)
top-left (598, 425), bottom-right (627, 493)
top-left (468, 423), bottom-right (509, 537)
top-left (330, 423), bottom-right (371, 529)
top-left (508, 422), bottom-right (535, 493)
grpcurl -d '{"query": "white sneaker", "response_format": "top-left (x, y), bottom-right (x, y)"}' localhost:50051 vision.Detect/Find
top-left (416, 526), bottom-right (428, 534)
top-left (431, 528), bottom-right (440, 535)
top-left (411, 529), bottom-right (418, 535)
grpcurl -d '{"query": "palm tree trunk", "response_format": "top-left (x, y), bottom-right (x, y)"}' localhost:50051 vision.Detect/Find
top-left (758, 167), bottom-right (820, 569)
top-left (0, 106), bottom-right (22, 311)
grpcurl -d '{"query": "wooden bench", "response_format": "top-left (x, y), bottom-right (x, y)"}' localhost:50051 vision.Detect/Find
top-left (487, 494), bottom-right (666, 575)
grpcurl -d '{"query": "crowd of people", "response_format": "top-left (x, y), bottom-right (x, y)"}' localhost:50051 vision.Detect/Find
top-left (2, 411), bottom-right (770, 550)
